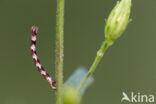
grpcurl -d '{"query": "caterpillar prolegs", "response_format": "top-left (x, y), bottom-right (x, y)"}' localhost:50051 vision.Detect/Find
top-left (30, 26), bottom-right (56, 90)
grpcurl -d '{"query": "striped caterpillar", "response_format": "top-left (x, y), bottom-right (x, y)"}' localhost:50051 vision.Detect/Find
top-left (30, 26), bottom-right (56, 90)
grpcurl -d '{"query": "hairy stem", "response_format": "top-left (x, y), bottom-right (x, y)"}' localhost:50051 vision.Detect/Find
top-left (55, 0), bottom-right (65, 104)
top-left (78, 41), bottom-right (112, 92)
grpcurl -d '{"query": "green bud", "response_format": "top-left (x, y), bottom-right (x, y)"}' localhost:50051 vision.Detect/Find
top-left (63, 85), bottom-right (81, 104)
top-left (105, 0), bottom-right (132, 42)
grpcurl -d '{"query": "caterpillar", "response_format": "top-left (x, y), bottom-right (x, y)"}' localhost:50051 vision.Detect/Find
top-left (30, 26), bottom-right (56, 90)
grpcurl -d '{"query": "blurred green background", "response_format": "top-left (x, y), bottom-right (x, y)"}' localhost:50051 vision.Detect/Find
top-left (0, 0), bottom-right (156, 104)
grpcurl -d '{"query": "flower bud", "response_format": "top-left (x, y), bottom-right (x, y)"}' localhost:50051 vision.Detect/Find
top-left (105, 0), bottom-right (132, 42)
top-left (63, 86), bottom-right (81, 104)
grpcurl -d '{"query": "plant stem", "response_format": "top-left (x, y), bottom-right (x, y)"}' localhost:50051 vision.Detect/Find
top-left (78, 41), bottom-right (113, 92)
top-left (55, 0), bottom-right (65, 104)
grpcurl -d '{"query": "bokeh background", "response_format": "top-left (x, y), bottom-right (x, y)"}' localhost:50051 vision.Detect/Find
top-left (0, 0), bottom-right (156, 104)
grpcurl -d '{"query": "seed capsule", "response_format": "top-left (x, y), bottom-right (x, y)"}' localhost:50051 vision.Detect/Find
top-left (63, 86), bottom-right (81, 104)
top-left (105, 0), bottom-right (132, 42)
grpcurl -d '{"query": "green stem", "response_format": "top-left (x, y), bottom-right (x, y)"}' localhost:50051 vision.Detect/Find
top-left (78, 40), bottom-right (113, 92)
top-left (55, 0), bottom-right (65, 104)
